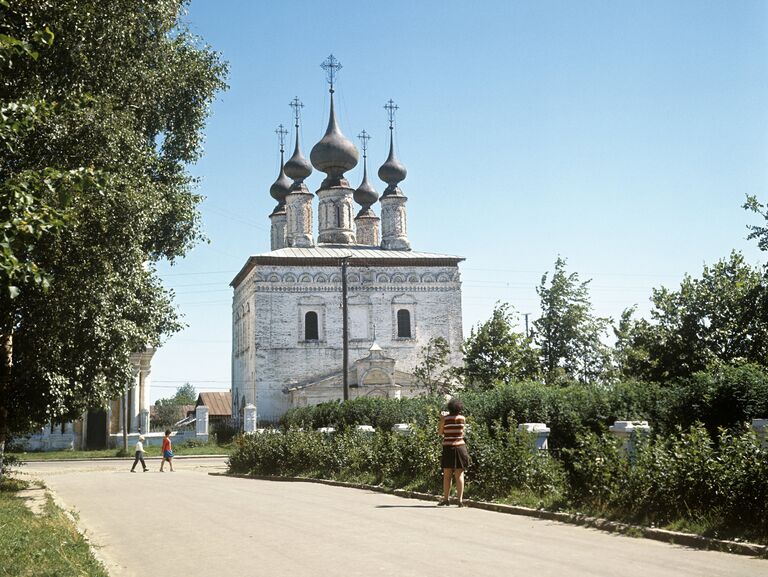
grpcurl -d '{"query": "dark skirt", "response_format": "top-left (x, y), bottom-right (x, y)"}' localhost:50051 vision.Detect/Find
top-left (441, 444), bottom-right (470, 470)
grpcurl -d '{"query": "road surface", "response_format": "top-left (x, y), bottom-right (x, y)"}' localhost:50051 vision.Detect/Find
top-left (20, 458), bottom-right (768, 577)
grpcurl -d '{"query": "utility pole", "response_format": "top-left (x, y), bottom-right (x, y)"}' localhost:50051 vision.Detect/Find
top-left (341, 256), bottom-right (350, 401)
top-left (122, 386), bottom-right (128, 453)
top-left (523, 313), bottom-right (530, 339)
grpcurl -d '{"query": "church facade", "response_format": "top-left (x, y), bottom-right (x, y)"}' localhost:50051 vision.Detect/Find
top-left (230, 56), bottom-right (464, 424)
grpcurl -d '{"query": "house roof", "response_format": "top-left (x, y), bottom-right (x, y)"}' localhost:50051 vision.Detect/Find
top-left (196, 392), bottom-right (232, 417)
top-left (231, 245), bottom-right (464, 287)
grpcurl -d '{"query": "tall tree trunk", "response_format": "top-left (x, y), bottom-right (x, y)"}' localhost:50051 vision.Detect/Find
top-left (0, 329), bottom-right (12, 483)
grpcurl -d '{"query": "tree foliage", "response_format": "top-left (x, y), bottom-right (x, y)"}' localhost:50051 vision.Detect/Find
top-left (0, 0), bottom-right (227, 462)
top-left (412, 336), bottom-right (456, 395)
top-left (619, 251), bottom-right (768, 382)
top-left (532, 257), bottom-right (612, 385)
top-left (460, 303), bottom-right (539, 389)
top-left (153, 382), bottom-right (196, 428)
top-left (745, 195), bottom-right (768, 252)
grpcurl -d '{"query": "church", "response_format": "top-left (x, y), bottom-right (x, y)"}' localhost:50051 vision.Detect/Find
top-left (230, 56), bottom-right (464, 424)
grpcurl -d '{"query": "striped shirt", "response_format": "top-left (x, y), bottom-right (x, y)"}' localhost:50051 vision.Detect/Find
top-left (442, 415), bottom-right (466, 447)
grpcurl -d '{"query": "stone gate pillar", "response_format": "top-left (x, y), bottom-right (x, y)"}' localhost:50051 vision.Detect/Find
top-left (195, 405), bottom-right (209, 442)
top-left (244, 404), bottom-right (257, 433)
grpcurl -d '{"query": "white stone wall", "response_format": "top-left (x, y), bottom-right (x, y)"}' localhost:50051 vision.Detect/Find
top-left (232, 262), bottom-right (463, 423)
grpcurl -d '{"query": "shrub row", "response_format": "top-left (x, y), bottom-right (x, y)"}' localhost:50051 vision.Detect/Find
top-left (229, 423), bottom-right (564, 503)
top-left (279, 363), bottom-right (768, 450)
top-left (563, 424), bottom-right (768, 540)
top-left (229, 423), bottom-right (768, 541)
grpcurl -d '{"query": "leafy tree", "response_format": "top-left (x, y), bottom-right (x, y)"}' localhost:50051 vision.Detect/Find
top-left (745, 195), bottom-right (768, 252)
top-left (619, 251), bottom-right (768, 382)
top-left (412, 337), bottom-right (457, 395)
top-left (0, 0), bottom-right (227, 476)
top-left (460, 303), bottom-right (539, 389)
top-left (153, 382), bottom-right (197, 428)
top-left (532, 257), bottom-right (612, 385)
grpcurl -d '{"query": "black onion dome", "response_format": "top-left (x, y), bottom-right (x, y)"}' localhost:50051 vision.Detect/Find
top-left (310, 94), bottom-right (359, 181)
top-left (378, 130), bottom-right (407, 194)
top-left (284, 131), bottom-right (312, 182)
top-left (354, 160), bottom-right (379, 209)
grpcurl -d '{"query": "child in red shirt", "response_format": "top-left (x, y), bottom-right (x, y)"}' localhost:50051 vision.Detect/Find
top-left (160, 429), bottom-right (174, 472)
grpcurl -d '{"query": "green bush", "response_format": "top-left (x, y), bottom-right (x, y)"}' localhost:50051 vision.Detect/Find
top-left (465, 421), bottom-right (565, 503)
top-left (562, 424), bottom-right (768, 539)
top-left (212, 420), bottom-right (239, 445)
top-left (663, 363), bottom-right (768, 437)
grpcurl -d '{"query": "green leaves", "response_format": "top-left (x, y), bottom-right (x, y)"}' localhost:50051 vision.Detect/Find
top-left (461, 303), bottom-right (540, 389)
top-left (620, 252), bottom-right (768, 382)
top-left (0, 0), bottom-right (226, 436)
top-left (413, 336), bottom-right (457, 395)
top-left (533, 257), bottom-right (612, 385)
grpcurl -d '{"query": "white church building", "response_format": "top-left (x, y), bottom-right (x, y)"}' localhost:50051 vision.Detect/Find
top-left (230, 56), bottom-right (464, 424)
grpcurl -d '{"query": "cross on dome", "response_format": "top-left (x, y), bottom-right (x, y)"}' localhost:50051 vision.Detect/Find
top-left (289, 97), bottom-right (304, 128)
top-left (275, 124), bottom-right (288, 154)
top-left (357, 130), bottom-right (371, 157)
top-left (320, 54), bottom-right (343, 93)
top-left (384, 99), bottom-right (399, 130)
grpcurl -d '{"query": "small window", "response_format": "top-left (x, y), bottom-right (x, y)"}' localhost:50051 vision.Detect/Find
top-left (305, 311), bottom-right (319, 340)
top-left (397, 309), bottom-right (411, 338)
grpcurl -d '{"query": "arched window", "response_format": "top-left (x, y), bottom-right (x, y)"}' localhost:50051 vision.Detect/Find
top-left (305, 311), bottom-right (319, 341)
top-left (397, 309), bottom-right (411, 338)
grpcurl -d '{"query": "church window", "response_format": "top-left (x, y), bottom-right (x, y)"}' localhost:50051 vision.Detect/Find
top-left (397, 309), bottom-right (411, 338)
top-left (305, 311), bottom-right (319, 341)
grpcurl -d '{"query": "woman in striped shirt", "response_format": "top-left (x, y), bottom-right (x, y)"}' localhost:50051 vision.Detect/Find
top-left (437, 398), bottom-right (470, 507)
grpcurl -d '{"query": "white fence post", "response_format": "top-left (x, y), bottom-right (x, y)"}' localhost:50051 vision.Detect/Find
top-left (392, 423), bottom-right (412, 436)
top-left (244, 404), bottom-right (257, 434)
top-left (517, 423), bottom-right (550, 451)
top-left (195, 405), bottom-right (209, 442)
top-left (609, 420), bottom-right (651, 457)
top-left (751, 419), bottom-right (768, 448)
top-left (140, 409), bottom-right (150, 434)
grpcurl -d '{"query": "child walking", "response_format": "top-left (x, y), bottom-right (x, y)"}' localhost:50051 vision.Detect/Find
top-left (130, 435), bottom-right (148, 472)
top-left (159, 429), bottom-right (174, 472)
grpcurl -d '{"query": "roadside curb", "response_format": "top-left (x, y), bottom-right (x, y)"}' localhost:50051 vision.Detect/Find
top-left (213, 472), bottom-right (767, 558)
top-left (17, 454), bottom-right (228, 463)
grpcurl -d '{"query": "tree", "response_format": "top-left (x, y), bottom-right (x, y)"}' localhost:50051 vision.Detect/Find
top-left (532, 257), bottom-right (612, 385)
top-left (745, 195), bottom-right (768, 252)
top-left (618, 251), bottom-right (768, 382)
top-left (153, 382), bottom-right (197, 428)
top-left (460, 303), bottom-right (539, 389)
top-left (412, 337), bottom-right (457, 395)
top-left (0, 0), bottom-right (227, 475)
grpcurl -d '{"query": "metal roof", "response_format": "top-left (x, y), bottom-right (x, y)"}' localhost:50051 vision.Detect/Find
top-left (196, 392), bottom-right (232, 417)
top-left (231, 245), bottom-right (465, 287)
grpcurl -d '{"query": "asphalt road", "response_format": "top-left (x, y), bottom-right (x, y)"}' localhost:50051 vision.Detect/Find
top-left (20, 458), bottom-right (768, 577)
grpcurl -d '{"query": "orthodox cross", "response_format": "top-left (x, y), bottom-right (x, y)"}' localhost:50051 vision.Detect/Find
top-left (275, 124), bottom-right (288, 155)
top-left (384, 99), bottom-right (399, 131)
top-left (357, 129), bottom-right (371, 159)
top-left (320, 54), bottom-right (342, 93)
top-left (289, 97), bottom-right (304, 129)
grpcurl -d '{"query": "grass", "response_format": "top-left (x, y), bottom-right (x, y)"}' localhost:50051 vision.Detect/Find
top-left (0, 476), bottom-right (108, 577)
top-left (10, 442), bottom-right (233, 461)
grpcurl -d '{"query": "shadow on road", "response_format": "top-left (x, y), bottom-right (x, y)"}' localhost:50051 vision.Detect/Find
top-left (375, 504), bottom-right (441, 509)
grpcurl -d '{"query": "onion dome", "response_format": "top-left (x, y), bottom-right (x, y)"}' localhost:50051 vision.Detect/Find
top-left (378, 99), bottom-right (407, 196)
top-left (310, 92), bottom-right (359, 185)
top-left (310, 55), bottom-right (358, 187)
top-left (270, 163), bottom-right (291, 203)
top-left (270, 124), bottom-right (291, 211)
top-left (284, 97), bottom-right (312, 186)
top-left (354, 130), bottom-right (378, 210)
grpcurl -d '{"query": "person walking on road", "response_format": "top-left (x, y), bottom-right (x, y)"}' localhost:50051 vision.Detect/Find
top-left (130, 435), bottom-right (149, 472)
top-left (159, 429), bottom-right (174, 472)
top-left (437, 398), bottom-right (470, 507)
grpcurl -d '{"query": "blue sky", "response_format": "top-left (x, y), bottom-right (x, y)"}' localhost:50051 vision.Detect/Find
top-left (151, 0), bottom-right (767, 402)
